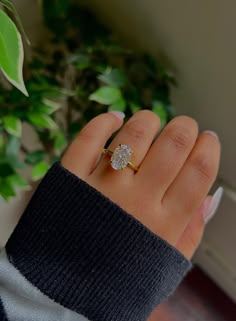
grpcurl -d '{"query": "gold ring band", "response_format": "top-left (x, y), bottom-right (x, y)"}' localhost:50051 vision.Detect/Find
top-left (102, 144), bottom-right (139, 172)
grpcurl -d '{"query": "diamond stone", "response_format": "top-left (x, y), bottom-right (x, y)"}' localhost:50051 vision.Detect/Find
top-left (111, 144), bottom-right (133, 170)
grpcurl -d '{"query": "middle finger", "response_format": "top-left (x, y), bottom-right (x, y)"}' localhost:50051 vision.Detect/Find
top-left (137, 116), bottom-right (199, 199)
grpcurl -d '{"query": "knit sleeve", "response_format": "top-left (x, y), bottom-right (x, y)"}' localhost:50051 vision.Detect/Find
top-left (0, 162), bottom-right (192, 321)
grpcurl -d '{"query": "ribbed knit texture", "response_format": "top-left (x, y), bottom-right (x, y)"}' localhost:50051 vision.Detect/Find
top-left (6, 162), bottom-right (192, 321)
top-left (0, 298), bottom-right (8, 321)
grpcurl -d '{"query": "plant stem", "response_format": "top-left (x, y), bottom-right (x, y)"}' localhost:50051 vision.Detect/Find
top-left (20, 145), bottom-right (29, 155)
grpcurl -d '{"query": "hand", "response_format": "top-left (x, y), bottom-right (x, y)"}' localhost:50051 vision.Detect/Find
top-left (62, 110), bottom-right (221, 259)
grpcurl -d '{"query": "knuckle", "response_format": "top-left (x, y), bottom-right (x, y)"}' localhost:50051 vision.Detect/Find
top-left (192, 154), bottom-right (215, 181)
top-left (167, 126), bottom-right (193, 150)
top-left (77, 114), bottom-right (110, 142)
top-left (77, 126), bottom-right (96, 142)
top-left (125, 120), bottom-right (147, 140)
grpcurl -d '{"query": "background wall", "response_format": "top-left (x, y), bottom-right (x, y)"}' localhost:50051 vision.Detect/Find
top-left (0, 0), bottom-right (235, 301)
top-left (11, 0), bottom-right (47, 53)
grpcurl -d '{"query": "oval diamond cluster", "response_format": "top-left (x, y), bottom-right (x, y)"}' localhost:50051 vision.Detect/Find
top-left (111, 144), bottom-right (133, 170)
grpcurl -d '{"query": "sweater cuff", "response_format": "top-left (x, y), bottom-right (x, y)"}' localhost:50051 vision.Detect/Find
top-left (6, 162), bottom-right (192, 321)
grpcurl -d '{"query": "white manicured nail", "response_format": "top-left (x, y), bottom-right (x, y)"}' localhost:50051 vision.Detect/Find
top-left (204, 187), bottom-right (224, 223)
top-left (204, 130), bottom-right (219, 139)
top-left (109, 111), bottom-right (125, 120)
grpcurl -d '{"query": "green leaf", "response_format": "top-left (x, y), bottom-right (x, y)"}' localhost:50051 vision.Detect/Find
top-left (35, 99), bottom-right (62, 115)
top-left (6, 136), bottom-right (20, 155)
top-left (130, 102), bottom-right (141, 114)
top-left (152, 101), bottom-right (168, 127)
top-left (25, 150), bottom-right (45, 165)
top-left (0, 10), bottom-right (28, 96)
top-left (3, 115), bottom-right (22, 137)
top-left (54, 132), bottom-right (67, 154)
top-left (28, 113), bottom-right (57, 129)
top-left (8, 155), bottom-right (25, 169)
top-left (6, 174), bottom-right (30, 190)
top-left (98, 68), bottom-right (126, 88)
top-left (108, 98), bottom-right (126, 112)
top-left (89, 86), bottom-right (122, 105)
top-left (32, 161), bottom-right (49, 181)
top-left (0, 158), bottom-right (14, 177)
top-left (0, 135), bottom-right (4, 151)
top-left (68, 54), bottom-right (90, 70)
top-left (0, 178), bottom-right (16, 200)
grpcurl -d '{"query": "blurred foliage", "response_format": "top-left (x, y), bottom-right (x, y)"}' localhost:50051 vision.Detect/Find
top-left (0, 0), bottom-right (176, 200)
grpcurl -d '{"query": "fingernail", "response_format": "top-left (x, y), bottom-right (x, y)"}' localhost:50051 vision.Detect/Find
top-left (204, 187), bottom-right (224, 223)
top-left (109, 111), bottom-right (125, 120)
top-left (204, 130), bottom-right (219, 139)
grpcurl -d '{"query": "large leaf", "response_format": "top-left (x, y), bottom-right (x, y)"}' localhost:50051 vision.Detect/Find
top-left (0, 9), bottom-right (28, 96)
top-left (89, 86), bottom-right (122, 105)
top-left (3, 115), bottom-right (22, 137)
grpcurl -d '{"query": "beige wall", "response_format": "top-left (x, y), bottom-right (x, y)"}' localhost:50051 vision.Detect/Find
top-left (84, 0), bottom-right (236, 183)
top-left (12, 0), bottom-right (47, 56)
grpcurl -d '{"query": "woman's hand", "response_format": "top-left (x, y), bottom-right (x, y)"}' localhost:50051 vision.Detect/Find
top-left (62, 110), bottom-right (221, 259)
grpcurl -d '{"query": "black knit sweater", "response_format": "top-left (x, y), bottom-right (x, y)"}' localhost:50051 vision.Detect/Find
top-left (0, 162), bottom-right (192, 321)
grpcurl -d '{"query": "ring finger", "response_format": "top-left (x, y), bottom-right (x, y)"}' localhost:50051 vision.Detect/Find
top-left (94, 110), bottom-right (161, 179)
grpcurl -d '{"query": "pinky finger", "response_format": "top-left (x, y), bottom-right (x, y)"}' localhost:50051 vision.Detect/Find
top-left (176, 197), bottom-right (211, 259)
top-left (176, 187), bottom-right (223, 259)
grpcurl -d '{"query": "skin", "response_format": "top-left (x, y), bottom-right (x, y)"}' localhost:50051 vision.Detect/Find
top-left (62, 110), bottom-right (221, 260)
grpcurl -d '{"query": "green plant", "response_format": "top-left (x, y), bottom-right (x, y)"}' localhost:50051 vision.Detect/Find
top-left (0, 0), bottom-right (28, 95)
top-left (0, 0), bottom-right (176, 201)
